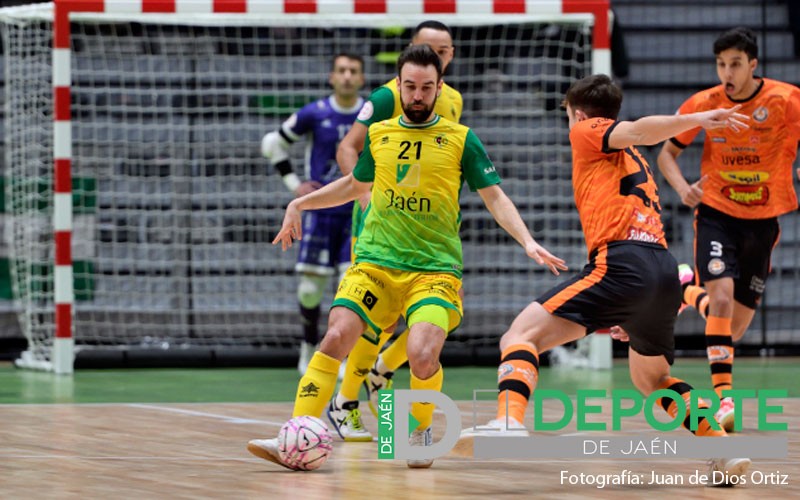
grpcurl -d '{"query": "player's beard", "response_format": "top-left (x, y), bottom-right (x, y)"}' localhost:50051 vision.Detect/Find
top-left (402, 94), bottom-right (438, 124)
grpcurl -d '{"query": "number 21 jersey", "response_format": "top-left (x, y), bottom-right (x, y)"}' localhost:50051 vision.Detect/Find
top-left (570, 118), bottom-right (667, 255)
top-left (352, 115), bottom-right (499, 277)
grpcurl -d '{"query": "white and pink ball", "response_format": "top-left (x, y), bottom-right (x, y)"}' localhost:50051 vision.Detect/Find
top-left (278, 415), bottom-right (333, 471)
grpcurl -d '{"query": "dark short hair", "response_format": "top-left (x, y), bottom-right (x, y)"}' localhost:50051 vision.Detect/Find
top-left (331, 52), bottom-right (365, 72)
top-left (412, 20), bottom-right (452, 39)
top-left (562, 74), bottom-right (622, 120)
top-left (397, 44), bottom-right (442, 80)
top-left (713, 27), bottom-right (758, 60)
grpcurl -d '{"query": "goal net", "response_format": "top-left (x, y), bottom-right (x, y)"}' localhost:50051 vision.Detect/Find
top-left (0, 1), bottom-right (601, 372)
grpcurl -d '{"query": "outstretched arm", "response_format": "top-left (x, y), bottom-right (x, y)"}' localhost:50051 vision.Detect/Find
top-left (607, 105), bottom-right (749, 150)
top-left (477, 184), bottom-right (568, 275)
top-left (273, 174), bottom-right (371, 250)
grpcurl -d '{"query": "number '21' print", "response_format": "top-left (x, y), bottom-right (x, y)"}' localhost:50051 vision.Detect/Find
top-left (619, 148), bottom-right (661, 213)
top-left (398, 140), bottom-right (422, 160)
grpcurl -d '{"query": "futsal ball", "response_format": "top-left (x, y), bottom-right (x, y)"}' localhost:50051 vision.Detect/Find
top-left (277, 415), bottom-right (333, 471)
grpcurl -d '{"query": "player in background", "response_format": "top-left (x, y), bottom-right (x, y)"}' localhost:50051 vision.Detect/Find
top-left (329, 20), bottom-right (463, 441)
top-left (249, 44), bottom-right (566, 470)
top-left (455, 74), bottom-right (752, 485)
top-left (657, 27), bottom-right (800, 431)
top-left (261, 53), bottom-right (365, 376)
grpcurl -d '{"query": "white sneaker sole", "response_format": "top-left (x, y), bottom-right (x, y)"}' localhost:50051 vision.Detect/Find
top-left (246, 441), bottom-right (294, 470)
top-left (717, 410), bottom-right (735, 433)
top-left (725, 457), bottom-right (751, 476)
top-left (342, 434), bottom-right (373, 443)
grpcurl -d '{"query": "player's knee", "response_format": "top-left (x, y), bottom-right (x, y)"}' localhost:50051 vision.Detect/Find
top-left (710, 292), bottom-right (733, 309)
top-left (297, 274), bottom-right (327, 308)
top-left (406, 306), bottom-right (447, 377)
top-left (406, 340), bottom-right (435, 375)
top-left (707, 284), bottom-right (735, 310)
top-left (319, 328), bottom-right (353, 360)
top-left (499, 328), bottom-right (537, 352)
top-left (408, 350), bottom-right (439, 379)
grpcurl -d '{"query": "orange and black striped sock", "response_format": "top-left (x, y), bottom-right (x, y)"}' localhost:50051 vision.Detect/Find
top-left (496, 344), bottom-right (538, 424)
top-left (705, 315), bottom-right (734, 398)
top-left (683, 285), bottom-right (710, 319)
top-left (657, 377), bottom-right (726, 437)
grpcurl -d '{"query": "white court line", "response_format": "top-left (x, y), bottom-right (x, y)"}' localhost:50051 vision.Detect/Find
top-left (127, 403), bottom-right (284, 427)
top-left (0, 455), bottom-right (255, 460)
top-left (0, 402), bottom-right (146, 407)
top-left (0, 402), bottom-right (279, 407)
top-left (0, 454), bottom-right (796, 465)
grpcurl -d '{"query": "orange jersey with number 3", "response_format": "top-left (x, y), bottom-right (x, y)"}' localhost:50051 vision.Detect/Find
top-left (671, 78), bottom-right (800, 219)
top-left (570, 118), bottom-right (667, 254)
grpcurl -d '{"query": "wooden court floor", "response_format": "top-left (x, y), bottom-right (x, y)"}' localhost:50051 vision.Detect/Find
top-left (1, 399), bottom-right (798, 499)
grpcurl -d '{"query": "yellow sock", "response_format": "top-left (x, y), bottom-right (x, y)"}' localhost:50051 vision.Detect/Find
top-left (381, 329), bottom-right (410, 372)
top-left (410, 366), bottom-right (444, 430)
top-left (339, 337), bottom-right (382, 401)
top-left (292, 351), bottom-right (340, 418)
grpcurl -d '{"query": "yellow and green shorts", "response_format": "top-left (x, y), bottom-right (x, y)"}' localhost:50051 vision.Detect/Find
top-left (332, 262), bottom-right (462, 344)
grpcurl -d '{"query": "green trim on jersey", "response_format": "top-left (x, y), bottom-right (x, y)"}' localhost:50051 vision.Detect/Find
top-left (357, 79), bottom-right (463, 127)
top-left (331, 297), bottom-right (382, 341)
top-left (352, 115), bottom-right (500, 278)
top-left (399, 115), bottom-right (441, 128)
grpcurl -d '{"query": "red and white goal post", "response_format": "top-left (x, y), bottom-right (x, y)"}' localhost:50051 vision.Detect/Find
top-left (0, 0), bottom-right (610, 374)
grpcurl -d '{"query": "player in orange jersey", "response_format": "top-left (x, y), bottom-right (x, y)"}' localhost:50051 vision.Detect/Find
top-left (456, 74), bottom-right (752, 485)
top-left (657, 27), bottom-right (800, 432)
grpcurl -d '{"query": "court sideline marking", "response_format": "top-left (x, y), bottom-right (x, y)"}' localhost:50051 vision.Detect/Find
top-left (126, 403), bottom-right (285, 426)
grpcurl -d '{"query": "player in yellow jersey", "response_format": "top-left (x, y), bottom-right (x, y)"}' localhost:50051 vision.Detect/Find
top-left (248, 44), bottom-right (566, 470)
top-left (330, 20), bottom-right (463, 441)
top-left (658, 28), bottom-right (800, 431)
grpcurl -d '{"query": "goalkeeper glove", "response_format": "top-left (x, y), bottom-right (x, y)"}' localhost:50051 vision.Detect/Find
top-left (261, 131), bottom-right (290, 163)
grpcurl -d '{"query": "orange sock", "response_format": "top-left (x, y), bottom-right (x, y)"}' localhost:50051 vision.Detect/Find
top-left (705, 315), bottom-right (734, 398)
top-left (657, 376), bottom-right (726, 437)
top-left (683, 285), bottom-right (710, 319)
top-left (496, 344), bottom-right (538, 424)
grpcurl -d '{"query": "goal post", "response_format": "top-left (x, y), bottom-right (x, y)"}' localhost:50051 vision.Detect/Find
top-left (0, 0), bottom-right (609, 373)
